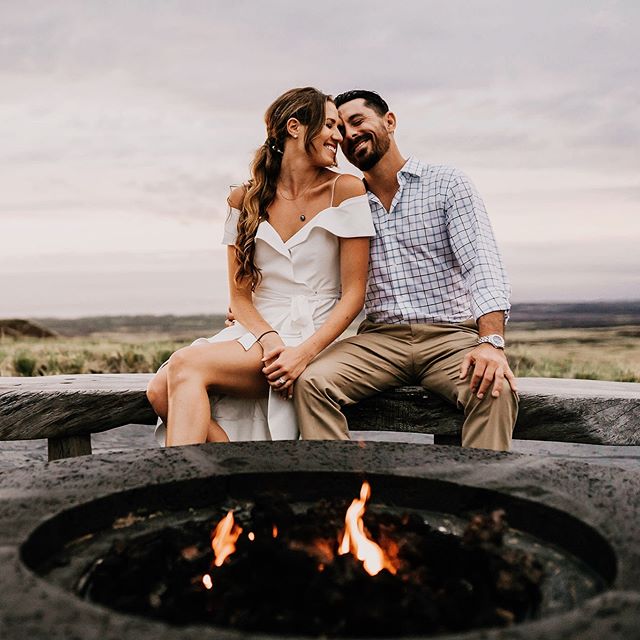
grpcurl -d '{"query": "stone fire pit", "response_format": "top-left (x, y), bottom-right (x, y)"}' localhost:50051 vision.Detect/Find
top-left (0, 441), bottom-right (639, 639)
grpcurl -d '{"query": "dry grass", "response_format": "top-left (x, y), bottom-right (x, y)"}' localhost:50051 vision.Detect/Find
top-left (1, 325), bottom-right (638, 382)
top-left (0, 334), bottom-right (191, 377)
top-left (507, 325), bottom-right (640, 382)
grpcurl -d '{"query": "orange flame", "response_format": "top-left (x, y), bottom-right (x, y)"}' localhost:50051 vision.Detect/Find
top-left (339, 481), bottom-right (397, 576)
top-left (202, 573), bottom-right (213, 590)
top-left (211, 510), bottom-right (243, 567)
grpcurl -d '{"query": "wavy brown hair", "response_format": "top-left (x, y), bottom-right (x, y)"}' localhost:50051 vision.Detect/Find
top-left (233, 87), bottom-right (332, 288)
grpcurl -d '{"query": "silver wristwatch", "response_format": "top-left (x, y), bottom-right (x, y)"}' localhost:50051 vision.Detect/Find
top-left (477, 334), bottom-right (505, 350)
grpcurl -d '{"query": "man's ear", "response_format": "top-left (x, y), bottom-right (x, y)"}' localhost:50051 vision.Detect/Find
top-left (286, 117), bottom-right (301, 139)
top-left (385, 112), bottom-right (397, 133)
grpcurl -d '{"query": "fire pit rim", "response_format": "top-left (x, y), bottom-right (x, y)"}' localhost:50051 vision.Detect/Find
top-left (0, 441), bottom-right (639, 640)
top-left (20, 469), bottom-right (618, 587)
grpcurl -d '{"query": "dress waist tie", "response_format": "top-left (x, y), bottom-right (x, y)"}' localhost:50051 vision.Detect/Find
top-left (257, 289), bottom-right (338, 440)
top-left (289, 294), bottom-right (316, 341)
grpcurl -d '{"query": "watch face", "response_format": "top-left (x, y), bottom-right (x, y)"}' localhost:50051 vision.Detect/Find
top-left (478, 334), bottom-right (505, 348)
top-left (489, 335), bottom-right (505, 348)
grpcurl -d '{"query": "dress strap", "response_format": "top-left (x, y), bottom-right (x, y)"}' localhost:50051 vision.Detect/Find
top-left (329, 174), bottom-right (342, 207)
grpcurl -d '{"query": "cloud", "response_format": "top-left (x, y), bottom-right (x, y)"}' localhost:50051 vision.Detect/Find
top-left (0, 1), bottom-right (638, 310)
top-left (503, 239), bottom-right (640, 302)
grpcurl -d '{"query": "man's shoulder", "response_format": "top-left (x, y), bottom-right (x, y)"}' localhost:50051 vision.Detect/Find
top-left (405, 160), bottom-right (467, 189)
top-left (428, 162), bottom-right (466, 178)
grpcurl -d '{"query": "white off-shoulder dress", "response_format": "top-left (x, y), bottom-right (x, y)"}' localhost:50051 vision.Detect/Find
top-left (155, 193), bottom-right (375, 444)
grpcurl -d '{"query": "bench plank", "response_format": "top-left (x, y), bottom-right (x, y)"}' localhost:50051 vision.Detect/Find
top-left (0, 375), bottom-right (156, 442)
top-left (1, 375), bottom-right (639, 446)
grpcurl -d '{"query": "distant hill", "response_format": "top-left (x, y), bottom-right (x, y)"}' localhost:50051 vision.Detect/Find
top-left (31, 302), bottom-right (640, 337)
top-left (0, 319), bottom-right (58, 338)
top-left (37, 314), bottom-right (227, 337)
top-left (509, 301), bottom-right (640, 328)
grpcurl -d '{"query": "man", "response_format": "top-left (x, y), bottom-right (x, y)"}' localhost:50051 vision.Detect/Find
top-left (294, 90), bottom-right (518, 451)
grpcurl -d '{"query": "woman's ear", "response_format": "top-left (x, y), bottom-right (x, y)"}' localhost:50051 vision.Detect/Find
top-left (286, 117), bottom-right (301, 139)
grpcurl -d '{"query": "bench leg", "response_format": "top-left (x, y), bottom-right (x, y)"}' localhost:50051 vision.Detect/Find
top-left (48, 435), bottom-right (92, 461)
top-left (433, 433), bottom-right (462, 446)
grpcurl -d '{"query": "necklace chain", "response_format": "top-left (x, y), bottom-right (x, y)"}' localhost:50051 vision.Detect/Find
top-left (277, 170), bottom-right (322, 202)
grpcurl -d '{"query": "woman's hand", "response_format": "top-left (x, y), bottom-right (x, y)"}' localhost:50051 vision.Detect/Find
top-left (262, 345), bottom-right (313, 399)
top-left (259, 332), bottom-right (286, 363)
top-left (259, 333), bottom-right (286, 396)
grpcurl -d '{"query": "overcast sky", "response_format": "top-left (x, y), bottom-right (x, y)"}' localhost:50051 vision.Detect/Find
top-left (1, 1), bottom-right (638, 317)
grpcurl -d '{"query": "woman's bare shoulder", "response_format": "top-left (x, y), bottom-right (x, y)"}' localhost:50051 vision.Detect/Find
top-left (227, 184), bottom-right (248, 209)
top-left (332, 174), bottom-right (366, 205)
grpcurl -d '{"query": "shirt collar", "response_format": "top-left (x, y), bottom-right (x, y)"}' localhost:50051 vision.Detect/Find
top-left (397, 156), bottom-right (423, 179)
top-left (365, 156), bottom-right (424, 205)
top-left (364, 156), bottom-right (424, 200)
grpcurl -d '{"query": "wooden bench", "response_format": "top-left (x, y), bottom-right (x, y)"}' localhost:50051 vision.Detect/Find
top-left (1, 374), bottom-right (639, 460)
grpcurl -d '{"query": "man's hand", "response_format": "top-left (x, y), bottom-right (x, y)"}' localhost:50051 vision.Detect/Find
top-left (224, 307), bottom-right (235, 327)
top-left (459, 344), bottom-right (518, 399)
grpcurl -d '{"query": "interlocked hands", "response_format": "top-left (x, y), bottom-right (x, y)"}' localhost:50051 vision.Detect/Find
top-left (260, 333), bottom-right (312, 400)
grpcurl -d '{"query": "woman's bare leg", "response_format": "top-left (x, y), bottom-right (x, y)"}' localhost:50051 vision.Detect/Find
top-left (146, 366), bottom-right (169, 422)
top-left (147, 352), bottom-right (228, 441)
top-left (206, 420), bottom-right (229, 443)
top-left (165, 340), bottom-right (267, 446)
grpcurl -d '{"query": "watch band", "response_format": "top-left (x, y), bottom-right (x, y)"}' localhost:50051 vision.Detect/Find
top-left (477, 334), bottom-right (505, 349)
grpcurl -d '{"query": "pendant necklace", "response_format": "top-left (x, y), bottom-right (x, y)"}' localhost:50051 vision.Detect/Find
top-left (277, 171), bottom-right (321, 222)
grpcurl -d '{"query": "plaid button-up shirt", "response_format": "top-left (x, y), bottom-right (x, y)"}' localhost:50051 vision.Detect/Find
top-left (365, 157), bottom-right (511, 324)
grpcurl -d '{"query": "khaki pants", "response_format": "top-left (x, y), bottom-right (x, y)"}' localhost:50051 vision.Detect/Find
top-left (294, 320), bottom-right (518, 451)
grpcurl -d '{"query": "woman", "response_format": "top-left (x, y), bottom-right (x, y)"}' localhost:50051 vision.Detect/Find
top-left (147, 87), bottom-right (374, 446)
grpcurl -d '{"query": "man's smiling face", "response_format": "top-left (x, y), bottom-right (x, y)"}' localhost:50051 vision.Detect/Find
top-left (337, 98), bottom-right (391, 171)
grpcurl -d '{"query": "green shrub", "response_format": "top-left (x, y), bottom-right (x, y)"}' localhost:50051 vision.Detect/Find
top-left (13, 352), bottom-right (37, 376)
top-left (123, 349), bottom-right (146, 370)
top-left (609, 370), bottom-right (639, 383)
top-left (63, 354), bottom-right (86, 374)
top-left (153, 349), bottom-right (173, 371)
top-left (106, 352), bottom-right (124, 373)
top-left (574, 371), bottom-right (600, 380)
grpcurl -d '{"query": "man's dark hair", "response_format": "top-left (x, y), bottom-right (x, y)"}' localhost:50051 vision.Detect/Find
top-left (334, 90), bottom-right (389, 116)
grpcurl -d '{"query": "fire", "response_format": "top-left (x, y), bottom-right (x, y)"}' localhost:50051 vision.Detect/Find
top-left (206, 484), bottom-right (395, 582)
top-left (211, 510), bottom-right (243, 567)
top-left (339, 481), bottom-right (397, 576)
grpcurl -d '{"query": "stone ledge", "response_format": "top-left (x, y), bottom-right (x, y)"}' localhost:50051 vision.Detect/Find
top-left (1, 375), bottom-right (638, 446)
top-left (0, 441), bottom-right (639, 639)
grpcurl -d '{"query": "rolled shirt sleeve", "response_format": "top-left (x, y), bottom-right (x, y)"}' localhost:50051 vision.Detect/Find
top-left (444, 169), bottom-right (511, 321)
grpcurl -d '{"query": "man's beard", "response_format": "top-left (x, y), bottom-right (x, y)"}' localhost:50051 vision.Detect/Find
top-left (346, 131), bottom-right (391, 171)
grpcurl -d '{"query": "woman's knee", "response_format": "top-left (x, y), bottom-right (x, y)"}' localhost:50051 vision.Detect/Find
top-left (166, 349), bottom-right (192, 382)
top-left (146, 374), bottom-right (166, 410)
top-left (166, 347), bottom-right (208, 386)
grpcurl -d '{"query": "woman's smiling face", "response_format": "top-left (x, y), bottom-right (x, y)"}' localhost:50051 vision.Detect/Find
top-left (307, 100), bottom-right (343, 167)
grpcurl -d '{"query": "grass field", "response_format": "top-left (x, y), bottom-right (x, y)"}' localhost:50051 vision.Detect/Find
top-left (0, 335), bottom-right (181, 377)
top-left (1, 323), bottom-right (638, 382)
top-left (507, 325), bottom-right (640, 382)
